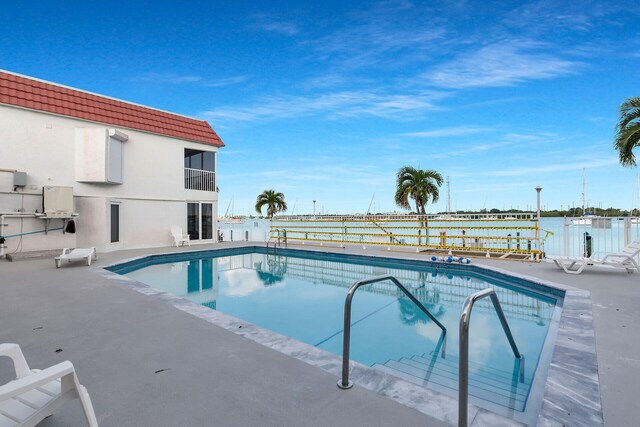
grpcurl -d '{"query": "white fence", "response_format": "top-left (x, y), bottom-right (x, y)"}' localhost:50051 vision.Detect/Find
top-left (218, 219), bottom-right (270, 242)
top-left (540, 217), bottom-right (640, 260)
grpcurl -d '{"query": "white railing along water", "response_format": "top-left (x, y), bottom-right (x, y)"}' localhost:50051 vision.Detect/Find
top-left (540, 217), bottom-right (640, 263)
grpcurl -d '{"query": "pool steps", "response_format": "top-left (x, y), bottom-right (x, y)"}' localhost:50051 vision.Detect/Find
top-left (373, 352), bottom-right (529, 411)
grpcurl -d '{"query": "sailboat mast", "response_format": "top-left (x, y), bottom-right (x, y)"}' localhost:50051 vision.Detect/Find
top-left (224, 195), bottom-right (234, 218)
top-left (446, 176), bottom-right (451, 214)
top-left (367, 193), bottom-right (375, 215)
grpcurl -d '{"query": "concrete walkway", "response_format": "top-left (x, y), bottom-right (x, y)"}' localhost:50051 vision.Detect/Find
top-left (1, 243), bottom-right (638, 426)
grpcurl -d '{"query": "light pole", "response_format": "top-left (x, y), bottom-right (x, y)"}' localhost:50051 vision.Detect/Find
top-left (535, 186), bottom-right (542, 221)
top-left (535, 186), bottom-right (542, 259)
top-left (313, 200), bottom-right (316, 219)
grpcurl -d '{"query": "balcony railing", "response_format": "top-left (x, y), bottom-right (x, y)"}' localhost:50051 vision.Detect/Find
top-left (184, 168), bottom-right (216, 192)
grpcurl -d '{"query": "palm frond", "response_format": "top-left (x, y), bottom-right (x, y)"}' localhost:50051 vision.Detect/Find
top-left (617, 97), bottom-right (640, 130)
top-left (615, 122), bottom-right (640, 167)
top-left (615, 97), bottom-right (640, 168)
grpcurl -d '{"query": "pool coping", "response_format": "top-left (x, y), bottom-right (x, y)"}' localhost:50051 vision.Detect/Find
top-left (100, 244), bottom-right (603, 426)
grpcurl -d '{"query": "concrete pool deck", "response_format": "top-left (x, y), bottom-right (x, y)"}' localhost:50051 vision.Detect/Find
top-left (1, 242), bottom-right (637, 426)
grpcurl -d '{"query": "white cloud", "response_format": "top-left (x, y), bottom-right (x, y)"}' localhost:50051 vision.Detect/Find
top-left (133, 72), bottom-right (248, 87)
top-left (134, 72), bottom-right (203, 84)
top-left (424, 40), bottom-right (580, 89)
top-left (430, 141), bottom-right (514, 159)
top-left (251, 14), bottom-right (299, 36)
top-left (203, 90), bottom-right (443, 123)
top-left (399, 127), bottom-right (494, 138)
top-left (204, 75), bottom-right (249, 87)
top-left (305, 1), bottom-right (446, 71)
top-left (484, 157), bottom-right (619, 177)
top-left (221, 162), bottom-right (390, 188)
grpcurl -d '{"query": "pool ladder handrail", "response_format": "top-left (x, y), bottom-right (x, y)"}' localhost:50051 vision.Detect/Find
top-left (267, 229), bottom-right (287, 251)
top-left (458, 288), bottom-right (524, 427)
top-left (337, 274), bottom-right (447, 390)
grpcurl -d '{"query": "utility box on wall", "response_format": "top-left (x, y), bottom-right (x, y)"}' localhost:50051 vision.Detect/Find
top-left (75, 128), bottom-right (128, 184)
top-left (13, 171), bottom-right (27, 187)
top-left (43, 186), bottom-right (74, 218)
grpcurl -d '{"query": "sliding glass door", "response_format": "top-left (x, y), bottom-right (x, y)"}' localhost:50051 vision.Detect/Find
top-left (187, 202), bottom-right (213, 241)
top-left (202, 203), bottom-right (213, 240)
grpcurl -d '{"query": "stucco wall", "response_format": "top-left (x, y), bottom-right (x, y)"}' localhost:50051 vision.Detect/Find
top-left (0, 104), bottom-right (220, 253)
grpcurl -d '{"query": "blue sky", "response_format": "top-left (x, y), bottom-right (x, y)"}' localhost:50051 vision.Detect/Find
top-left (2, 0), bottom-right (640, 215)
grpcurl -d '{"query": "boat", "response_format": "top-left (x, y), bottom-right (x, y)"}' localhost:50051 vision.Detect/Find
top-left (221, 216), bottom-right (245, 224)
top-left (573, 213), bottom-right (594, 226)
top-left (572, 168), bottom-right (597, 226)
top-left (220, 196), bottom-right (246, 224)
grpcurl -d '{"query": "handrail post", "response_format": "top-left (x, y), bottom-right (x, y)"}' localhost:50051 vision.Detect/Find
top-left (458, 288), bottom-right (522, 427)
top-left (338, 285), bottom-right (356, 389)
top-left (459, 309), bottom-right (470, 427)
top-left (337, 274), bottom-right (446, 390)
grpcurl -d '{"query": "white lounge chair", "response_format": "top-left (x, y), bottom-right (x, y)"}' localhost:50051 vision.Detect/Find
top-left (0, 343), bottom-right (98, 427)
top-left (171, 226), bottom-right (191, 248)
top-left (54, 247), bottom-right (97, 268)
top-left (549, 240), bottom-right (640, 274)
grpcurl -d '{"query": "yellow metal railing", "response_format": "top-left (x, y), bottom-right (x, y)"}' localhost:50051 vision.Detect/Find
top-left (270, 214), bottom-right (544, 259)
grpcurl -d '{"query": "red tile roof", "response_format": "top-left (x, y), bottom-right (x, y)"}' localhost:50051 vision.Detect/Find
top-left (0, 70), bottom-right (224, 147)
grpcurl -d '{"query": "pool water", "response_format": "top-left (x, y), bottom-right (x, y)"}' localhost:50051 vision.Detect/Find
top-left (113, 248), bottom-right (560, 418)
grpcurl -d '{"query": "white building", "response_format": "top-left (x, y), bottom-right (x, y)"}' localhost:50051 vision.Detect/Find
top-left (0, 70), bottom-right (224, 256)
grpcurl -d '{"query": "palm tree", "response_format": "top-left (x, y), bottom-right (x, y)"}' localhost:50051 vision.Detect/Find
top-left (395, 166), bottom-right (443, 245)
top-left (395, 166), bottom-right (443, 214)
top-left (255, 189), bottom-right (288, 218)
top-left (614, 97), bottom-right (640, 167)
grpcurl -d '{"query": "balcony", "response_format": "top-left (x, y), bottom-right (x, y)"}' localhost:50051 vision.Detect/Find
top-left (184, 168), bottom-right (216, 192)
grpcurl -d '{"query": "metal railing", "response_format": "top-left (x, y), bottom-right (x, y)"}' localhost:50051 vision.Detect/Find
top-left (267, 229), bottom-right (287, 250)
top-left (337, 274), bottom-right (447, 390)
top-left (184, 168), bottom-right (216, 191)
top-left (459, 288), bottom-right (524, 427)
top-left (271, 214), bottom-right (543, 259)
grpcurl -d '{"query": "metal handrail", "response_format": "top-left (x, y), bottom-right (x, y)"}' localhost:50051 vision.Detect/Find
top-left (458, 288), bottom-right (524, 427)
top-left (337, 274), bottom-right (447, 389)
top-left (266, 229), bottom-right (287, 251)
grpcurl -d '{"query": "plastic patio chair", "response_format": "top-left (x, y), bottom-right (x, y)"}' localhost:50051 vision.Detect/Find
top-left (0, 343), bottom-right (98, 426)
top-left (54, 247), bottom-right (97, 268)
top-left (548, 240), bottom-right (640, 274)
top-left (170, 226), bottom-right (191, 248)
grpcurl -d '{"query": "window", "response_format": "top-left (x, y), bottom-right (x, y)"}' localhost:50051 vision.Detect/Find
top-left (184, 149), bottom-right (215, 172)
top-left (110, 204), bottom-right (120, 243)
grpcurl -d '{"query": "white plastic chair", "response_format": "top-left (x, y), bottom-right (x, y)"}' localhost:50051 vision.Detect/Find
top-left (54, 247), bottom-right (97, 268)
top-left (0, 343), bottom-right (98, 426)
top-left (170, 226), bottom-right (191, 248)
top-left (548, 240), bottom-right (640, 274)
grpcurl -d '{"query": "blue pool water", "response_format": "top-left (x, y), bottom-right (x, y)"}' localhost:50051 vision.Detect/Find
top-left (110, 248), bottom-right (561, 418)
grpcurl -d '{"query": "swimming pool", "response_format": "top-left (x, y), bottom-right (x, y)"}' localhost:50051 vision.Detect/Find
top-left (108, 247), bottom-right (562, 424)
